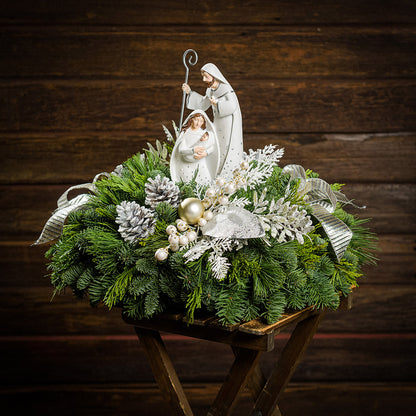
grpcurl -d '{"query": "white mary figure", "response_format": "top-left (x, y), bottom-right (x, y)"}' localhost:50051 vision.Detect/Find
top-left (170, 110), bottom-right (220, 186)
top-left (183, 63), bottom-right (244, 180)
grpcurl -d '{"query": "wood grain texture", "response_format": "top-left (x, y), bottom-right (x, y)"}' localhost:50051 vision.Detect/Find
top-left (3, 27), bottom-right (415, 79)
top-left (2, 80), bottom-right (416, 133)
top-left (0, 0), bottom-right (414, 410)
top-left (0, 285), bottom-right (414, 336)
top-left (1, 335), bottom-right (414, 384)
top-left (1, 0), bottom-right (416, 25)
top-left (1, 382), bottom-right (415, 416)
top-left (2, 133), bottom-right (415, 184)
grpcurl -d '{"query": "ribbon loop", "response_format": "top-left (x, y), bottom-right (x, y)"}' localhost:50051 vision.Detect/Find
top-left (33, 173), bottom-right (109, 245)
top-left (282, 164), bottom-right (357, 261)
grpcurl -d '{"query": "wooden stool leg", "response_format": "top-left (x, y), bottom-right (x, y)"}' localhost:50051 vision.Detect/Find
top-left (251, 311), bottom-right (325, 416)
top-left (232, 347), bottom-right (282, 416)
top-left (248, 364), bottom-right (282, 416)
top-left (207, 347), bottom-right (263, 416)
top-left (135, 327), bottom-right (193, 416)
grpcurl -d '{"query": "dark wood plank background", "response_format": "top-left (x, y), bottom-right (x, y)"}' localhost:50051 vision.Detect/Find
top-left (1, 1), bottom-right (415, 414)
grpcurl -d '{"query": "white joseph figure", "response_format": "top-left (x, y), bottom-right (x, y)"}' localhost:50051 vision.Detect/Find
top-left (182, 63), bottom-right (244, 180)
top-left (170, 110), bottom-right (220, 186)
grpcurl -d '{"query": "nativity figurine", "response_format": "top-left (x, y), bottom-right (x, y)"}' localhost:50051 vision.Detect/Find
top-left (170, 110), bottom-right (220, 186)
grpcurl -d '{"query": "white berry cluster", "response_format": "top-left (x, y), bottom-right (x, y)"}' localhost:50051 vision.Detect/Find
top-left (202, 161), bottom-right (249, 211)
top-left (155, 212), bottom-right (216, 261)
top-left (155, 161), bottom-right (251, 262)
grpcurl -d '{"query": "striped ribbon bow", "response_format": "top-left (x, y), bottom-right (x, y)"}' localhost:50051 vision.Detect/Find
top-left (33, 172), bottom-right (109, 245)
top-left (281, 164), bottom-right (363, 261)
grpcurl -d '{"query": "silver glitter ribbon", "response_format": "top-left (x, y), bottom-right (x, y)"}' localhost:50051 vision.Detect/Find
top-left (281, 164), bottom-right (361, 261)
top-left (202, 206), bottom-right (265, 239)
top-left (33, 173), bottom-right (109, 245)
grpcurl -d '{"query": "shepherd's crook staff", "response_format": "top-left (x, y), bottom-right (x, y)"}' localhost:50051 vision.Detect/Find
top-left (179, 49), bottom-right (198, 128)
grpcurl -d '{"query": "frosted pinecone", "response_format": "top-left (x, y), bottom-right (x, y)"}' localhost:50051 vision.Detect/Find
top-left (145, 175), bottom-right (180, 209)
top-left (115, 201), bottom-right (156, 243)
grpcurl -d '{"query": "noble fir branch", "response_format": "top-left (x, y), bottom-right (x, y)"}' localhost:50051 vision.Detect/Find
top-left (155, 202), bottom-right (178, 224)
top-left (178, 180), bottom-right (199, 200)
top-left (215, 282), bottom-right (249, 325)
top-left (262, 291), bottom-right (287, 324)
top-left (182, 252), bottom-right (212, 321)
top-left (129, 272), bottom-right (154, 298)
top-left (136, 257), bottom-right (159, 277)
top-left (258, 257), bottom-right (286, 292)
top-left (122, 296), bottom-right (147, 320)
top-left (306, 269), bottom-right (340, 310)
top-left (85, 273), bottom-right (113, 306)
top-left (243, 300), bottom-right (261, 322)
top-left (159, 268), bottom-right (182, 301)
top-left (168, 251), bottom-right (186, 273)
top-left (284, 268), bottom-right (308, 310)
top-left (76, 267), bottom-right (95, 291)
top-left (144, 280), bottom-right (162, 317)
top-left (118, 243), bottom-right (140, 267)
top-left (53, 264), bottom-right (86, 295)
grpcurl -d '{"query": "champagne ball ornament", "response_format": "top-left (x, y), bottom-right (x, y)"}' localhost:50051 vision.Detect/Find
top-left (178, 198), bottom-right (205, 225)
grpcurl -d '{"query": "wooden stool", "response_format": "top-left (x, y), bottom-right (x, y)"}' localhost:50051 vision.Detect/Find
top-left (123, 295), bottom-right (351, 416)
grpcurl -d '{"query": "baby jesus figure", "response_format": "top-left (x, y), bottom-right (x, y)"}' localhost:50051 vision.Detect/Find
top-left (170, 110), bottom-right (220, 186)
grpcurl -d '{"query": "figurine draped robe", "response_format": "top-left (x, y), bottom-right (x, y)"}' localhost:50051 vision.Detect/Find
top-left (170, 110), bottom-right (220, 186)
top-left (186, 63), bottom-right (244, 180)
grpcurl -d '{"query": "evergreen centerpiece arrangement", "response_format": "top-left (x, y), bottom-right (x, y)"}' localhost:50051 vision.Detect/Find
top-left (39, 125), bottom-right (377, 325)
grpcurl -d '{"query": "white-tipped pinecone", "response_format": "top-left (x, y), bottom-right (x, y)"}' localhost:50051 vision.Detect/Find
top-left (115, 201), bottom-right (156, 243)
top-left (145, 175), bottom-right (180, 209)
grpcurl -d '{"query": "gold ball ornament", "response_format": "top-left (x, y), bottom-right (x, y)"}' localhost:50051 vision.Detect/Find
top-left (178, 198), bottom-right (205, 225)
